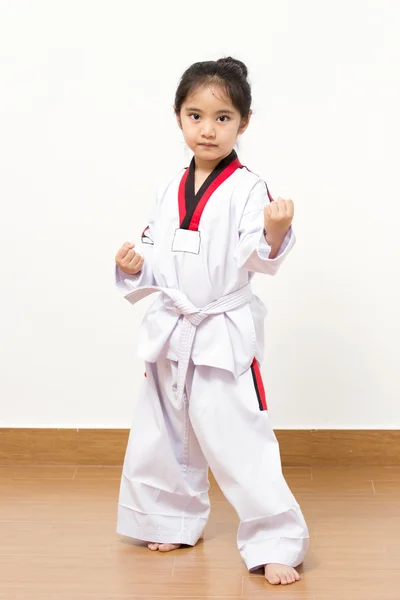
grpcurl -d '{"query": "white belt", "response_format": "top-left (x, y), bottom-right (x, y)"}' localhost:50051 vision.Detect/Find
top-left (124, 284), bottom-right (252, 409)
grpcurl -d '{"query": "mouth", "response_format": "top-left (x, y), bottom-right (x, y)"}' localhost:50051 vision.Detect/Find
top-left (199, 143), bottom-right (217, 148)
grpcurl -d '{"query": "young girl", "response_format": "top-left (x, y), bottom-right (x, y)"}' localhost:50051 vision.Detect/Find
top-left (114, 57), bottom-right (309, 586)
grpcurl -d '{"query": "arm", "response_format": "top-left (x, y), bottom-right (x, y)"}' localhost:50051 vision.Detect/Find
top-left (115, 202), bottom-right (157, 294)
top-left (234, 179), bottom-right (295, 276)
top-left (115, 239), bottom-right (155, 294)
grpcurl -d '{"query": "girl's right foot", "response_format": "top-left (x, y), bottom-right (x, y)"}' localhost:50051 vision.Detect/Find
top-left (148, 542), bottom-right (181, 552)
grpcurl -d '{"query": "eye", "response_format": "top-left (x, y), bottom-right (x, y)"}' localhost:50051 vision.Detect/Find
top-left (189, 113), bottom-right (200, 121)
top-left (217, 115), bottom-right (230, 122)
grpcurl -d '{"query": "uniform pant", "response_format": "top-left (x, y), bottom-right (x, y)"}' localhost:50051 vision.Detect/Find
top-left (117, 357), bottom-right (309, 571)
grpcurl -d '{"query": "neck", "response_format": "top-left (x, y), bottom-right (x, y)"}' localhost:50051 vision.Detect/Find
top-left (194, 150), bottom-right (234, 174)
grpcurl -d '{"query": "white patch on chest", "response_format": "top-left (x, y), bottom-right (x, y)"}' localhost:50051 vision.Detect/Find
top-left (171, 228), bottom-right (201, 254)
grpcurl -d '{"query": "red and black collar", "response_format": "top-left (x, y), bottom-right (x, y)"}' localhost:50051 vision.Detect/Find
top-left (178, 150), bottom-right (242, 231)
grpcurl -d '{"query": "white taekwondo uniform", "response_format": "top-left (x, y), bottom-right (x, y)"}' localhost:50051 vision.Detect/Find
top-left (115, 150), bottom-right (309, 570)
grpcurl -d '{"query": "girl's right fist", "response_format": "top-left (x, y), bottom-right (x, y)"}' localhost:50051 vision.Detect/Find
top-left (115, 242), bottom-right (144, 275)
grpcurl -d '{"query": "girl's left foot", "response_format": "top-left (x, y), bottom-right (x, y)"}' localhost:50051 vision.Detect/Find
top-left (148, 543), bottom-right (181, 552)
top-left (264, 564), bottom-right (300, 585)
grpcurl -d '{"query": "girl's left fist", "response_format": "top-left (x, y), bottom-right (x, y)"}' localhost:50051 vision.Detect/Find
top-left (264, 198), bottom-right (294, 238)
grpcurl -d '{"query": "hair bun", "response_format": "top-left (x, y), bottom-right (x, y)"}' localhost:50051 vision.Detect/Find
top-left (217, 56), bottom-right (248, 79)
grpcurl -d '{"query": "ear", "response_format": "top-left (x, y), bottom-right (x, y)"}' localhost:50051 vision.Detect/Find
top-left (238, 110), bottom-right (252, 135)
top-left (174, 106), bottom-right (182, 130)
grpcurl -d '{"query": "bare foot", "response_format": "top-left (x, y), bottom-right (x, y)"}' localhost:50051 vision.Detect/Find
top-left (148, 542), bottom-right (181, 552)
top-left (264, 563), bottom-right (300, 585)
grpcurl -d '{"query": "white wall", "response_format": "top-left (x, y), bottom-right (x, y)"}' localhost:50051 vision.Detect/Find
top-left (1, 0), bottom-right (399, 428)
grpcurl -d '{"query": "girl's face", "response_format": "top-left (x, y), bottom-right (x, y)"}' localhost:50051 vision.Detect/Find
top-left (176, 85), bottom-right (251, 166)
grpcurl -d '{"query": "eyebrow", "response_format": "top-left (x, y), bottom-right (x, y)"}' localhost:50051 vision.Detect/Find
top-left (185, 107), bottom-right (235, 115)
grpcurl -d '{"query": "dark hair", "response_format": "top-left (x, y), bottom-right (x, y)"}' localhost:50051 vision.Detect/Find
top-left (174, 57), bottom-right (251, 118)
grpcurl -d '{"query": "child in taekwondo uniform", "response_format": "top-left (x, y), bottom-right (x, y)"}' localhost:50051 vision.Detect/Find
top-left (115, 57), bottom-right (309, 586)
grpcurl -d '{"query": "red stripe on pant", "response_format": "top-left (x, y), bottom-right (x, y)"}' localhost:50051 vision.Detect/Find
top-left (251, 359), bottom-right (268, 411)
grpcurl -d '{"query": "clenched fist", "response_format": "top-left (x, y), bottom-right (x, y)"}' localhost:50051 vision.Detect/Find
top-left (264, 198), bottom-right (294, 258)
top-left (115, 242), bottom-right (144, 275)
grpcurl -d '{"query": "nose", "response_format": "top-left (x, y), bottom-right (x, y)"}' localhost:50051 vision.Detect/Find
top-left (201, 120), bottom-right (216, 139)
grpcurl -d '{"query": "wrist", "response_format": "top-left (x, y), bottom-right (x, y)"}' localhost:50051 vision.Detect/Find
top-left (263, 229), bottom-right (286, 259)
top-left (264, 230), bottom-right (286, 246)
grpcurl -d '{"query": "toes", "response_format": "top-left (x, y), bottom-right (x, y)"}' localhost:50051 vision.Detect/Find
top-left (148, 542), bottom-right (181, 552)
top-left (285, 570), bottom-right (294, 584)
top-left (159, 543), bottom-right (181, 552)
top-left (265, 565), bottom-right (300, 586)
top-left (148, 543), bottom-right (159, 551)
top-left (287, 569), bottom-right (299, 584)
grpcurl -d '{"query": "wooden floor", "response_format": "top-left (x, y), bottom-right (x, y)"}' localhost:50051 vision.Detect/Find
top-left (1, 466), bottom-right (400, 599)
